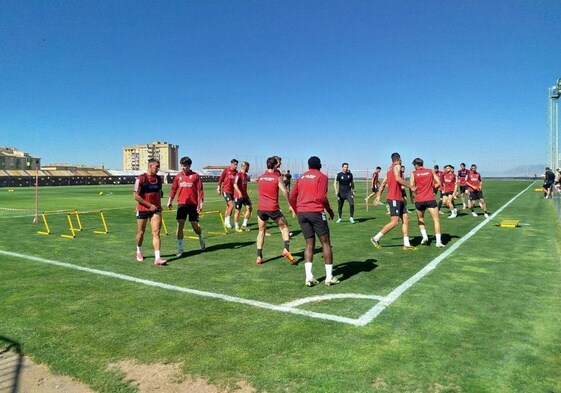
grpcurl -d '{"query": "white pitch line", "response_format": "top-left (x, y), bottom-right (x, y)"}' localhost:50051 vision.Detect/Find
top-left (282, 293), bottom-right (385, 308)
top-left (0, 183), bottom-right (533, 326)
top-left (0, 250), bottom-right (361, 325)
top-left (354, 182), bottom-right (534, 326)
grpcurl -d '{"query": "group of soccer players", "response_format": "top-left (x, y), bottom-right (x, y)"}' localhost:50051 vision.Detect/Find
top-left (132, 153), bottom-right (490, 286)
top-left (370, 153), bottom-right (490, 251)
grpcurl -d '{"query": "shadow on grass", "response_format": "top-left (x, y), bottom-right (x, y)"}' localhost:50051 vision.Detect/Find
top-left (0, 335), bottom-right (23, 393)
top-left (164, 241), bottom-right (255, 263)
top-left (410, 233), bottom-right (460, 247)
top-left (330, 259), bottom-right (378, 283)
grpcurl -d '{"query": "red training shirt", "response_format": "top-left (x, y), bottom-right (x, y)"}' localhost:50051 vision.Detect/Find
top-left (257, 170), bottom-right (281, 211)
top-left (289, 169), bottom-right (332, 214)
top-left (168, 170), bottom-right (204, 210)
top-left (386, 162), bottom-right (403, 201)
top-left (234, 171), bottom-right (249, 199)
top-left (218, 167), bottom-right (237, 194)
top-left (442, 172), bottom-right (456, 193)
top-left (412, 168), bottom-right (436, 203)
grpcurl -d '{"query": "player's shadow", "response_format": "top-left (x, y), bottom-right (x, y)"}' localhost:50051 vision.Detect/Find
top-left (345, 217), bottom-right (377, 223)
top-left (289, 229), bottom-right (302, 237)
top-left (328, 259), bottom-right (378, 283)
top-left (410, 233), bottom-right (459, 246)
top-left (165, 241), bottom-right (254, 262)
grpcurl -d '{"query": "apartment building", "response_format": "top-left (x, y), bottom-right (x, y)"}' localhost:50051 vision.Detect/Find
top-left (122, 141), bottom-right (179, 171)
top-left (0, 147), bottom-right (41, 170)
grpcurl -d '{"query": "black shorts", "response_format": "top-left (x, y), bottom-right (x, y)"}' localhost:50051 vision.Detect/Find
top-left (442, 191), bottom-right (454, 197)
top-left (469, 191), bottom-right (484, 200)
top-left (136, 210), bottom-right (159, 220)
top-left (460, 185), bottom-right (467, 193)
top-left (176, 204), bottom-right (199, 222)
top-left (387, 200), bottom-right (407, 217)
top-left (415, 200), bottom-right (438, 211)
top-left (223, 192), bottom-right (234, 202)
top-left (543, 181), bottom-right (554, 190)
top-left (257, 210), bottom-right (284, 222)
top-left (234, 197), bottom-right (252, 210)
top-left (297, 212), bottom-right (330, 239)
top-left (371, 185), bottom-right (379, 193)
top-left (337, 192), bottom-right (354, 204)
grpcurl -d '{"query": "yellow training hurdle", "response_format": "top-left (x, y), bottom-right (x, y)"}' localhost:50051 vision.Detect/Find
top-left (37, 209), bottom-right (109, 239)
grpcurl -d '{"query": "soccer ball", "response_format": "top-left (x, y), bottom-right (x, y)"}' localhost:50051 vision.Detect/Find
top-left (99, 191), bottom-right (104, 196)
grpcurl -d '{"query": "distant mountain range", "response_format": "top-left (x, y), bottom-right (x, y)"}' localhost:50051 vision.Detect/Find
top-left (490, 164), bottom-right (548, 178)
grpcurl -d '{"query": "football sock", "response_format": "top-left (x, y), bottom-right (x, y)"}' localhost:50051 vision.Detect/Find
top-left (325, 264), bottom-right (333, 281)
top-left (374, 232), bottom-right (383, 242)
top-left (136, 246), bottom-right (142, 253)
top-left (283, 241), bottom-right (290, 251)
top-left (177, 239), bottom-right (184, 249)
top-left (403, 236), bottom-right (411, 247)
top-left (155, 250), bottom-right (161, 259)
top-left (305, 262), bottom-right (313, 279)
top-left (436, 233), bottom-right (442, 243)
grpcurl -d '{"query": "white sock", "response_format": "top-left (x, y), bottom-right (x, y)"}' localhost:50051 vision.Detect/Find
top-left (403, 236), bottom-right (411, 247)
top-left (420, 228), bottom-right (428, 240)
top-left (225, 216), bottom-right (230, 225)
top-left (136, 246), bottom-right (142, 253)
top-left (177, 239), bottom-right (184, 249)
top-left (242, 218), bottom-right (248, 227)
top-left (374, 232), bottom-right (383, 242)
top-left (155, 250), bottom-right (161, 259)
top-left (305, 262), bottom-right (313, 279)
top-left (235, 222), bottom-right (239, 229)
top-left (436, 233), bottom-right (442, 243)
top-left (325, 264), bottom-right (333, 281)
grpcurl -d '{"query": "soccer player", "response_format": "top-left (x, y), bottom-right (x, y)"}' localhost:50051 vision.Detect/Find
top-left (217, 159), bottom-right (238, 229)
top-left (457, 163), bottom-right (469, 209)
top-left (466, 164), bottom-right (490, 218)
top-left (433, 164), bottom-right (445, 213)
top-left (255, 157), bottom-right (296, 265)
top-left (442, 164), bottom-right (458, 218)
top-left (542, 167), bottom-right (555, 199)
top-left (334, 162), bottom-right (355, 223)
top-left (283, 170), bottom-right (292, 192)
top-left (365, 166), bottom-right (382, 203)
top-left (410, 158), bottom-right (444, 247)
top-left (371, 152), bottom-right (416, 250)
top-left (167, 156), bottom-right (205, 257)
top-left (233, 161), bottom-right (253, 231)
top-left (134, 158), bottom-right (166, 265)
top-left (289, 156), bottom-right (338, 287)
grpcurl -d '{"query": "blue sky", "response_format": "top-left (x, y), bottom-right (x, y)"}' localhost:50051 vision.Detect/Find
top-left (1, 1), bottom-right (560, 176)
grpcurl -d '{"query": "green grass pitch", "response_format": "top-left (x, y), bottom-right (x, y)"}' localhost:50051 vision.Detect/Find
top-left (1, 180), bottom-right (560, 392)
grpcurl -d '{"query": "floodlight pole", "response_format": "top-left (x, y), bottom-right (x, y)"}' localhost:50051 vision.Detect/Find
top-left (548, 78), bottom-right (561, 170)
